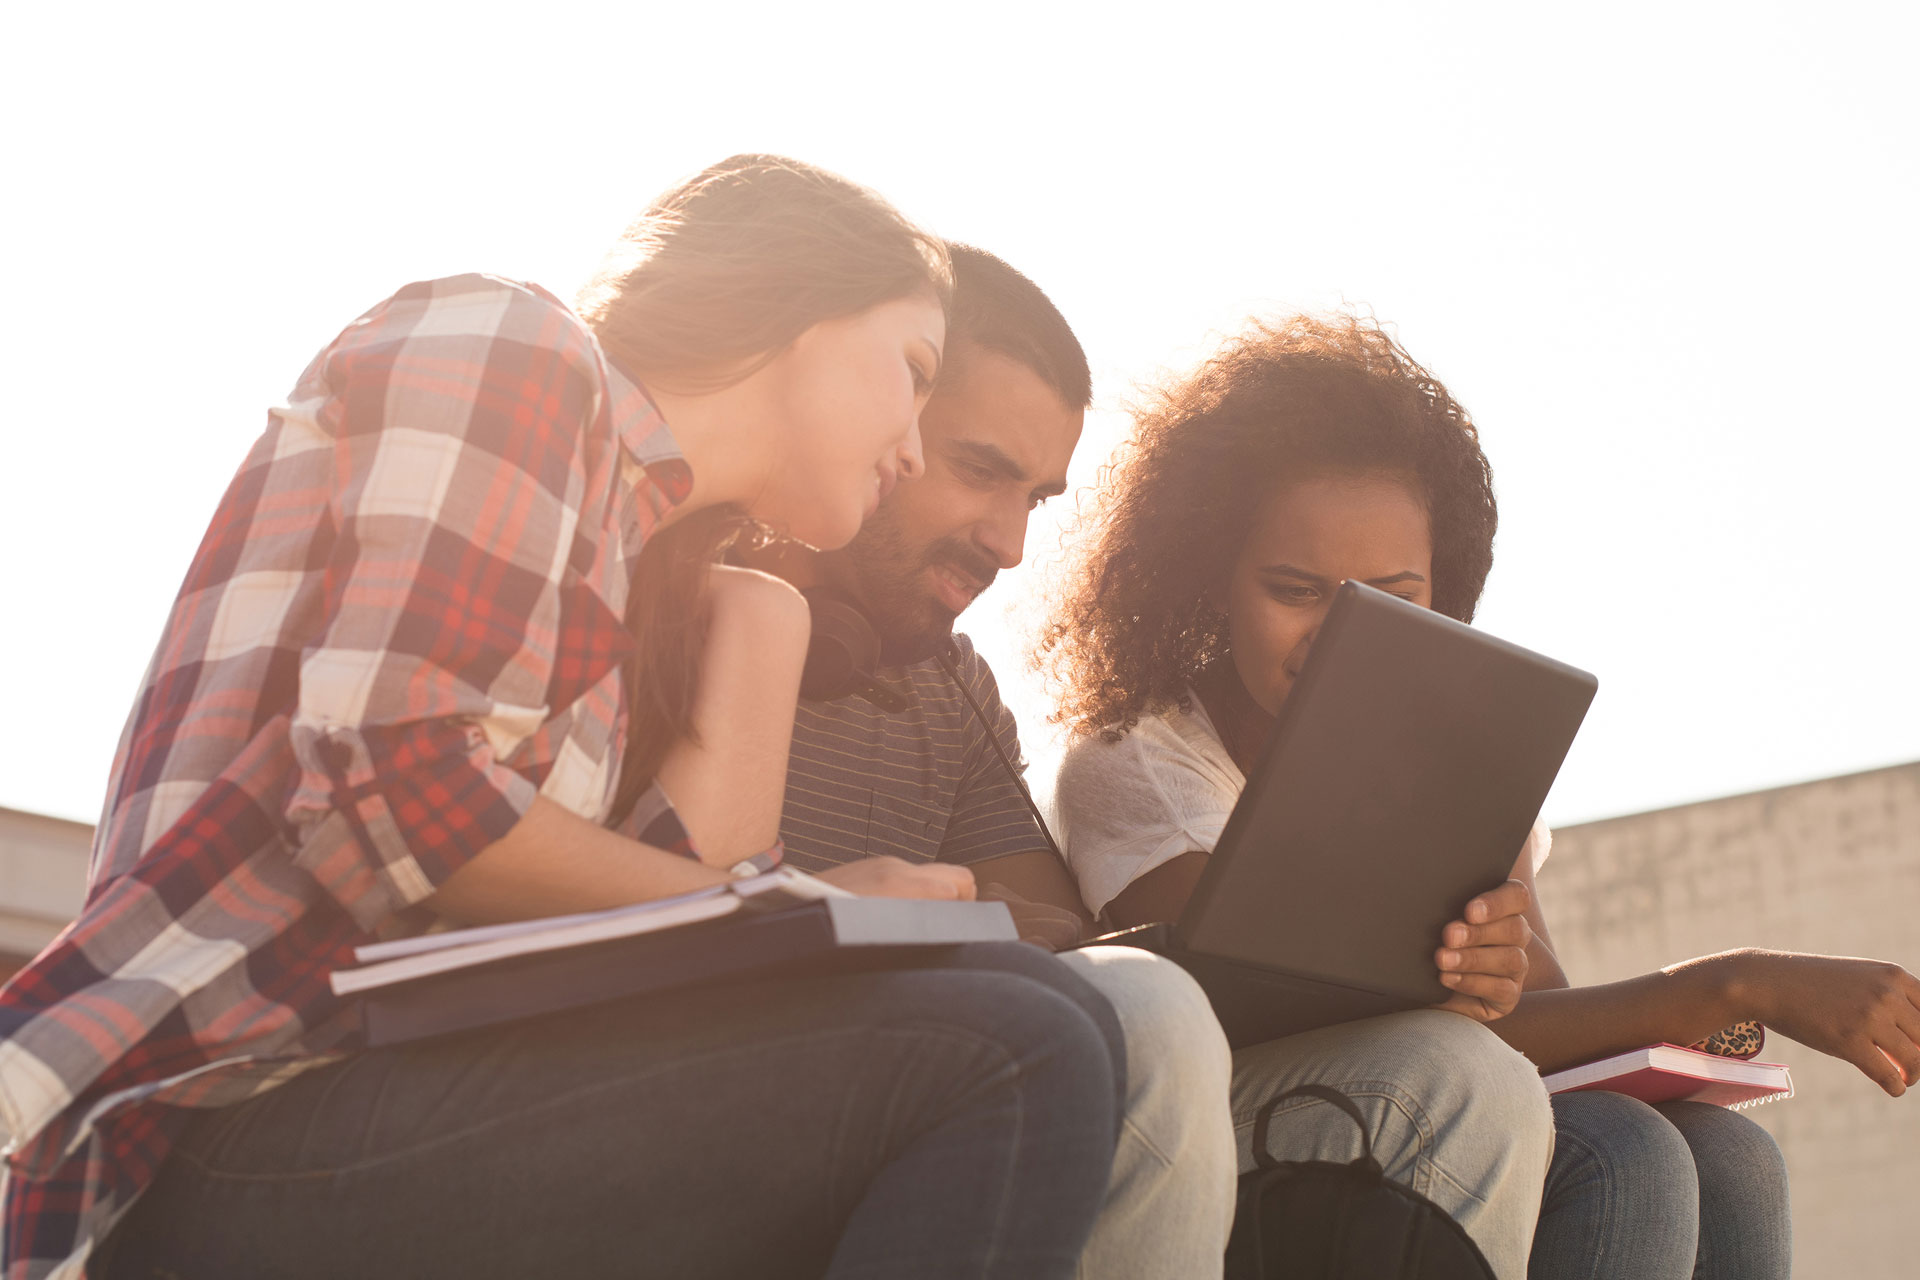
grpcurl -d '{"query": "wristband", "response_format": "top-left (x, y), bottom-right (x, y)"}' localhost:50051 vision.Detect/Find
top-left (1690, 1020), bottom-right (1765, 1060)
top-left (729, 840), bottom-right (786, 878)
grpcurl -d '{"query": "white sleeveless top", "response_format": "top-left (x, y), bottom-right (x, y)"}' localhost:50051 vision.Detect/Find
top-left (1052, 691), bottom-right (1551, 916)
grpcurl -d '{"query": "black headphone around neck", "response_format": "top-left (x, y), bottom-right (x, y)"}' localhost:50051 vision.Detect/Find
top-left (799, 586), bottom-right (895, 706)
top-left (800, 586), bottom-right (1064, 862)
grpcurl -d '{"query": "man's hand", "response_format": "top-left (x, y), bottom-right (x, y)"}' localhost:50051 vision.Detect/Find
top-left (977, 882), bottom-right (1087, 951)
top-left (815, 855), bottom-right (977, 901)
top-left (1433, 878), bottom-right (1533, 1022)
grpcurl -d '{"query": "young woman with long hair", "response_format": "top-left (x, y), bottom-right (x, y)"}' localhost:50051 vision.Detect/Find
top-left (0, 156), bottom-right (1125, 1280)
top-left (1041, 313), bottom-right (1920, 1279)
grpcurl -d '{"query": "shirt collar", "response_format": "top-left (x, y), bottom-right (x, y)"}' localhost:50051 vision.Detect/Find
top-left (603, 355), bottom-right (693, 507)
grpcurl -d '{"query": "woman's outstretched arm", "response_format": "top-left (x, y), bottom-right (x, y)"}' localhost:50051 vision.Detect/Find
top-left (1491, 852), bottom-right (1920, 1095)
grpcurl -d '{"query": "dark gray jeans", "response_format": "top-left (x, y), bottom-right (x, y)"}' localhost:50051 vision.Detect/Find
top-left (100, 941), bottom-right (1125, 1280)
top-left (1531, 1090), bottom-right (1792, 1280)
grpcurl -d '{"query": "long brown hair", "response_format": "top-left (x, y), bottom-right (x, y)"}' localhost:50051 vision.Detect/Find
top-left (1037, 314), bottom-right (1498, 740)
top-left (581, 155), bottom-right (951, 819)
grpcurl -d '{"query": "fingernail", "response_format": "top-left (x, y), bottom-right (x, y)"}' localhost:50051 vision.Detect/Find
top-left (1467, 901), bottom-right (1487, 923)
top-left (1440, 972), bottom-right (1462, 985)
top-left (1439, 950), bottom-right (1460, 969)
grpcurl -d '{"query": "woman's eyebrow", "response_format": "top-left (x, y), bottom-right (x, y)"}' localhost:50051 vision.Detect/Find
top-left (1257, 563), bottom-right (1328, 581)
top-left (1256, 565), bottom-right (1429, 587)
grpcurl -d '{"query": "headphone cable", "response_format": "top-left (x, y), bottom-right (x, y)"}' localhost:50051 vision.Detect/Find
top-left (935, 642), bottom-right (1067, 866)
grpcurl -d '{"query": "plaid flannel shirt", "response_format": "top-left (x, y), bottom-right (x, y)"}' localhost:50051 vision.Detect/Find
top-left (0, 275), bottom-right (694, 1279)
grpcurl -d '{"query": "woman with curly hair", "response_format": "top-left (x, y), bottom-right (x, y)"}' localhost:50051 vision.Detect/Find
top-left (1043, 314), bottom-right (1915, 1279)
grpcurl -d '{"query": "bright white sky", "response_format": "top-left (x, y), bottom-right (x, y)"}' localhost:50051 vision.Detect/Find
top-left (3, 2), bottom-right (1915, 829)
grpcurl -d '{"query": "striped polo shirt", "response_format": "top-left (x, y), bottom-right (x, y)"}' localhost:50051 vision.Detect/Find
top-left (781, 632), bottom-right (1046, 871)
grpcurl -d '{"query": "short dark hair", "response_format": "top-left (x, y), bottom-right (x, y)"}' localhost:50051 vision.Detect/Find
top-left (943, 243), bottom-right (1091, 409)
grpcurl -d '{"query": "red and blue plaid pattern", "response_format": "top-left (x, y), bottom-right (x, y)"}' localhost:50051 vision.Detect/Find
top-left (0, 275), bottom-right (692, 1278)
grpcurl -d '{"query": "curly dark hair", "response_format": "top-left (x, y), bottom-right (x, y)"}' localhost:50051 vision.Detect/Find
top-left (1037, 313), bottom-right (1498, 738)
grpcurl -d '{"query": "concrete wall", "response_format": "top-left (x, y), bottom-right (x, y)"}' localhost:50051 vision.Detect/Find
top-left (1539, 761), bottom-right (1920, 1280)
top-left (0, 806), bottom-right (92, 979)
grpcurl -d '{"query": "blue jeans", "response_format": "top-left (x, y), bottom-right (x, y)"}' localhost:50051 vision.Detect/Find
top-left (1057, 947), bottom-right (1237, 1278)
top-left (1529, 1091), bottom-right (1792, 1280)
top-left (98, 941), bottom-right (1125, 1280)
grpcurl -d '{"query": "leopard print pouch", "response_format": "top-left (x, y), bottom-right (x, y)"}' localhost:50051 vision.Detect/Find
top-left (1689, 1020), bottom-right (1765, 1059)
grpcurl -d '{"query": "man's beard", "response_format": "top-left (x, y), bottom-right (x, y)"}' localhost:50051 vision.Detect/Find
top-left (832, 506), bottom-right (1000, 666)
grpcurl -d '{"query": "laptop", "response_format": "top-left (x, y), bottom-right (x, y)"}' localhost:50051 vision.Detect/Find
top-left (1080, 580), bottom-right (1598, 1048)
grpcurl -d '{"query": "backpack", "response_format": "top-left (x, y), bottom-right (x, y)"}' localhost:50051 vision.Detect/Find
top-left (1226, 1084), bottom-right (1498, 1280)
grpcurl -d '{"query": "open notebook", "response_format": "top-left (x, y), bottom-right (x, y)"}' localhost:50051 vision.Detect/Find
top-left (330, 868), bottom-right (1019, 1046)
top-left (1542, 1043), bottom-right (1794, 1111)
top-left (330, 867), bottom-right (853, 996)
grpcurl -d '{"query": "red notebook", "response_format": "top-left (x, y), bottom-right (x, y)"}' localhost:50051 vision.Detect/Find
top-left (1542, 1043), bottom-right (1794, 1111)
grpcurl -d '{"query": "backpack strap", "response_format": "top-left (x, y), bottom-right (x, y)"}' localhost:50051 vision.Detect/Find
top-left (1248, 1084), bottom-right (1384, 1178)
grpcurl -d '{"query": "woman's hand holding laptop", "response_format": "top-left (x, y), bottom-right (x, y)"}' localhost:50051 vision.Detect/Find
top-left (1433, 877), bottom-right (1535, 1022)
